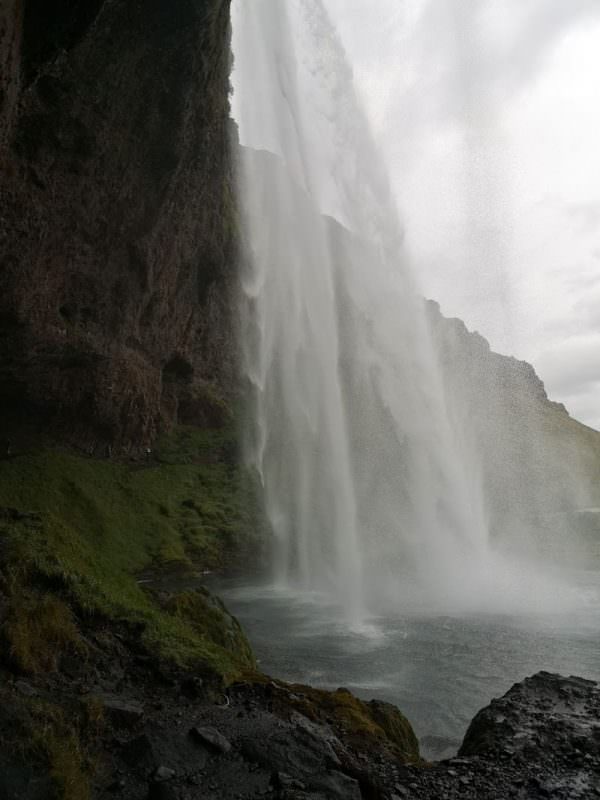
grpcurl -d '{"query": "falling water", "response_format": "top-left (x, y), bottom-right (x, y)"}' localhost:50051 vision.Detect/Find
top-left (231, 0), bottom-right (585, 618)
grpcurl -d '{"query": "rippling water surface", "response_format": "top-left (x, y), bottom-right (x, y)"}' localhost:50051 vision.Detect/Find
top-left (212, 573), bottom-right (600, 759)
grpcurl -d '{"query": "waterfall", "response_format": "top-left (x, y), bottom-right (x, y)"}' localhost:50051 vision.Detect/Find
top-left (232, 0), bottom-right (500, 616)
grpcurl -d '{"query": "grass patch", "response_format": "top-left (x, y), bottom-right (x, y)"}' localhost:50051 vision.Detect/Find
top-left (0, 425), bottom-right (266, 680)
top-left (0, 693), bottom-right (93, 800)
top-left (282, 684), bottom-right (420, 763)
top-left (4, 591), bottom-right (85, 673)
top-left (238, 676), bottom-right (421, 764)
top-left (165, 587), bottom-right (254, 667)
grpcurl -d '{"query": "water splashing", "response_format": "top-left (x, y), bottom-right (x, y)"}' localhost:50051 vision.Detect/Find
top-left (231, 0), bottom-right (581, 619)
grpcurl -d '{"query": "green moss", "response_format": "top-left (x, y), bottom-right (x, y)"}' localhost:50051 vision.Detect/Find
top-left (0, 425), bottom-right (266, 680)
top-left (165, 588), bottom-right (254, 667)
top-left (81, 695), bottom-right (105, 732)
top-left (261, 681), bottom-right (421, 764)
top-left (46, 725), bottom-right (91, 800)
top-left (4, 591), bottom-right (85, 674)
top-left (153, 423), bottom-right (237, 466)
top-left (366, 697), bottom-right (421, 762)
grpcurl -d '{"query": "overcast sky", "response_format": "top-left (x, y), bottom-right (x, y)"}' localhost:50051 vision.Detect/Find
top-left (321, 0), bottom-right (600, 430)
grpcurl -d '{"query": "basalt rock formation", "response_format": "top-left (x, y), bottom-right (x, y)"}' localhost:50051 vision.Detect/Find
top-left (0, 0), bottom-right (235, 454)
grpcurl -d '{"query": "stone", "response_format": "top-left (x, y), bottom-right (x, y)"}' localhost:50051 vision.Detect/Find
top-left (273, 772), bottom-right (306, 790)
top-left (98, 696), bottom-right (144, 727)
top-left (460, 672), bottom-right (600, 765)
top-left (311, 770), bottom-right (361, 800)
top-left (190, 726), bottom-right (232, 754)
top-left (154, 766), bottom-right (176, 781)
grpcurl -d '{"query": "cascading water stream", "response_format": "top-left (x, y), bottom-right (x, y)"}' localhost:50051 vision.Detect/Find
top-left (215, 0), bottom-right (600, 760)
top-left (232, 0), bottom-right (533, 618)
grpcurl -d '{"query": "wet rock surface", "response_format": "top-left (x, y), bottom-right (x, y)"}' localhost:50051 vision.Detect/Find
top-left (88, 677), bottom-right (416, 800)
top-left (102, 670), bottom-right (600, 799)
top-left (401, 672), bottom-right (600, 799)
top-left (95, 671), bottom-right (600, 800)
top-left (2, 654), bottom-right (599, 799)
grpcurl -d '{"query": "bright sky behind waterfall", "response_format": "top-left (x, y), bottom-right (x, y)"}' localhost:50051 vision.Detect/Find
top-left (321, 0), bottom-right (600, 430)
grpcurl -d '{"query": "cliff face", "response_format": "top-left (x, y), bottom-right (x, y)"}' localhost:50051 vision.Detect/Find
top-left (0, 0), bottom-right (235, 453)
top-left (425, 300), bottom-right (600, 563)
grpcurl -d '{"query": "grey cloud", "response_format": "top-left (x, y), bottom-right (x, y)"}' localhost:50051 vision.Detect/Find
top-left (564, 202), bottom-right (600, 235)
top-left (324, 1), bottom-right (600, 428)
top-left (537, 336), bottom-right (600, 397)
top-left (553, 386), bottom-right (600, 431)
top-left (382, 0), bottom-right (600, 135)
top-left (325, 0), bottom-right (600, 159)
top-left (563, 267), bottom-right (600, 293)
top-left (573, 286), bottom-right (600, 329)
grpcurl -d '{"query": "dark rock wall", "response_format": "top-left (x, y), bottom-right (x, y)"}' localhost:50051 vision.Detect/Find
top-left (0, 0), bottom-right (235, 452)
top-left (0, 0), bottom-right (22, 156)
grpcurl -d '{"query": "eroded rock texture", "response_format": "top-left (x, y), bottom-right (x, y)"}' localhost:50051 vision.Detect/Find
top-left (0, 0), bottom-right (235, 452)
top-left (384, 672), bottom-right (600, 799)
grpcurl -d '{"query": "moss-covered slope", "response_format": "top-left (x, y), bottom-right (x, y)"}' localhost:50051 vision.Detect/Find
top-left (0, 426), bottom-right (266, 681)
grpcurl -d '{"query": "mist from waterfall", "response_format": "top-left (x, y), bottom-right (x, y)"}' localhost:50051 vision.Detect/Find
top-left (231, 0), bottom-right (590, 618)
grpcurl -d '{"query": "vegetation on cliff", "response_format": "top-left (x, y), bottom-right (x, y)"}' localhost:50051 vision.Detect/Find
top-left (260, 680), bottom-right (421, 764)
top-left (0, 424), bottom-right (266, 681)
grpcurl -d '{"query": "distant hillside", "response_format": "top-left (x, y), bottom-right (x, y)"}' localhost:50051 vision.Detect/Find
top-left (426, 299), bottom-right (600, 564)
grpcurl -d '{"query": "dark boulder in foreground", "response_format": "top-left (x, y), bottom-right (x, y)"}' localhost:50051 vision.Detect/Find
top-left (461, 671), bottom-right (600, 762)
top-left (391, 671), bottom-right (600, 799)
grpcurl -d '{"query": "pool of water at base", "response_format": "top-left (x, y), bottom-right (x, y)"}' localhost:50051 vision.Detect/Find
top-left (209, 573), bottom-right (600, 760)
